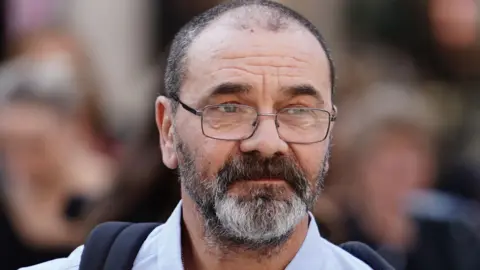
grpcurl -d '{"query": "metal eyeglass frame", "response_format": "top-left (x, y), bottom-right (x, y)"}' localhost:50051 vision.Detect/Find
top-left (171, 95), bottom-right (337, 144)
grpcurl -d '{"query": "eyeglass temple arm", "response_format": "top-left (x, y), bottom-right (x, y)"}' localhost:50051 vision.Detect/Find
top-left (171, 95), bottom-right (202, 116)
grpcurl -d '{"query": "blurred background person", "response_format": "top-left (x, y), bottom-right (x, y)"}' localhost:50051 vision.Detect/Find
top-left (312, 0), bottom-right (480, 268)
top-left (315, 82), bottom-right (480, 270)
top-left (0, 29), bottom-right (117, 270)
top-left (316, 83), bottom-right (439, 247)
top-left (314, 83), bottom-right (435, 267)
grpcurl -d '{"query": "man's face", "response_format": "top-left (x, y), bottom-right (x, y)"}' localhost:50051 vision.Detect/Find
top-left (157, 22), bottom-right (333, 247)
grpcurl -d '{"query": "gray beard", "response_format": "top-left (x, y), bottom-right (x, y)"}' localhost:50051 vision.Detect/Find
top-left (176, 138), bottom-right (330, 254)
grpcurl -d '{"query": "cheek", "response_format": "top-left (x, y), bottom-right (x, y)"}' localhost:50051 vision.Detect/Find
top-left (191, 137), bottom-right (239, 177)
top-left (290, 143), bottom-right (329, 180)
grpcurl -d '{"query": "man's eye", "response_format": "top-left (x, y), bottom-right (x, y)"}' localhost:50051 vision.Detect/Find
top-left (218, 104), bottom-right (239, 113)
top-left (285, 108), bottom-right (309, 115)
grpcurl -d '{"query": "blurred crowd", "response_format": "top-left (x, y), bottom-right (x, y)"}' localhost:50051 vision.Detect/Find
top-left (1, 0), bottom-right (480, 269)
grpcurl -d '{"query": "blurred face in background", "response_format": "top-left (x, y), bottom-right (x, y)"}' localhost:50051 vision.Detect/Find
top-left (0, 32), bottom-right (113, 248)
top-left (158, 18), bottom-right (333, 248)
top-left (0, 33), bottom-right (104, 188)
top-left (0, 54), bottom-right (75, 185)
top-left (355, 125), bottom-right (435, 247)
top-left (0, 102), bottom-right (72, 184)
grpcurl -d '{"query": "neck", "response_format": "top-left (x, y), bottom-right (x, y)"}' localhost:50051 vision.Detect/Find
top-left (181, 196), bottom-right (310, 270)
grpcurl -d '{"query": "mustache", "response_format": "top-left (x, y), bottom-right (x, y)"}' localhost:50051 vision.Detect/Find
top-left (215, 152), bottom-right (309, 197)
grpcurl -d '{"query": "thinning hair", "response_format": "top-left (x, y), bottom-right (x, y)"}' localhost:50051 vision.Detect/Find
top-left (164, 0), bottom-right (335, 110)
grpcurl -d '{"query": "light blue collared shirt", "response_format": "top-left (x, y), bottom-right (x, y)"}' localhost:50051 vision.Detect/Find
top-left (20, 202), bottom-right (371, 270)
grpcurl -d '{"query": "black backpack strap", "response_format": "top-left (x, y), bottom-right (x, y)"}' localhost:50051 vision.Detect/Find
top-left (79, 222), bottom-right (160, 270)
top-left (80, 222), bottom-right (131, 270)
top-left (103, 222), bottom-right (160, 270)
top-left (340, 241), bottom-right (394, 270)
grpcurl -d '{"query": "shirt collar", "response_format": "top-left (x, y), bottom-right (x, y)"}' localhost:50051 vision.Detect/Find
top-left (156, 202), bottom-right (183, 269)
top-left (286, 212), bottom-right (326, 269)
top-left (156, 201), bottom-right (326, 269)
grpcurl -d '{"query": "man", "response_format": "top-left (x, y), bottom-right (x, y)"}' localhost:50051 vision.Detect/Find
top-left (21, 0), bottom-right (374, 269)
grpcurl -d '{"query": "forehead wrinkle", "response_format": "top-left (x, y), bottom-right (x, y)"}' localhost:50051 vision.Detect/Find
top-left (214, 66), bottom-right (267, 77)
top-left (219, 55), bottom-right (309, 70)
top-left (214, 66), bottom-right (310, 78)
top-left (220, 52), bottom-right (310, 64)
top-left (213, 52), bottom-right (314, 78)
top-left (211, 34), bottom-right (315, 63)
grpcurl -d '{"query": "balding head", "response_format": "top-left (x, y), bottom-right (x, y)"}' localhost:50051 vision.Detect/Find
top-left (165, 0), bottom-right (335, 108)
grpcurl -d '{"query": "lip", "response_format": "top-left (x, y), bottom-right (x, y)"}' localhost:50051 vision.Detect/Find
top-left (246, 178), bottom-right (285, 183)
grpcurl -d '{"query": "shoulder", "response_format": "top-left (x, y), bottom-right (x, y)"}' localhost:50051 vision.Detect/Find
top-left (18, 246), bottom-right (84, 270)
top-left (132, 223), bottom-right (167, 266)
top-left (18, 223), bottom-right (167, 270)
top-left (321, 238), bottom-right (372, 270)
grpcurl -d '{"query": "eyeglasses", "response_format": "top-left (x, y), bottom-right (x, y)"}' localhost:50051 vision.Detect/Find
top-left (172, 96), bottom-right (336, 144)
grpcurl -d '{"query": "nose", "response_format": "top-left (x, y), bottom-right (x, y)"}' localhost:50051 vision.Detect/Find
top-left (239, 116), bottom-right (289, 157)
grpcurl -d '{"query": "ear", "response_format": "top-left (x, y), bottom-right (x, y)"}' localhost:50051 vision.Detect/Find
top-left (156, 96), bottom-right (178, 169)
top-left (330, 104), bottom-right (338, 130)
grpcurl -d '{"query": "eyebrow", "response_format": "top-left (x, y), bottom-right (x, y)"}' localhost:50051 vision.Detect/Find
top-left (208, 82), bottom-right (253, 98)
top-left (201, 82), bottom-right (324, 104)
top-left (280, 84), bottom-right (324, 104)
top-left (198, 82), bottom-right (253, 105)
